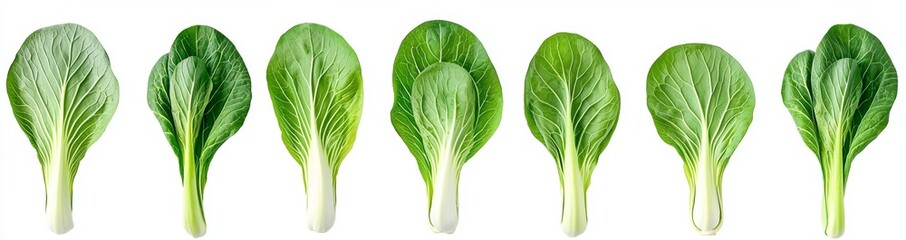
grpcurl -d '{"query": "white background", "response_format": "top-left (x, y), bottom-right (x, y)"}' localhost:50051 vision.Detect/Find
top-left (1, 0), bottom-right (904, 239)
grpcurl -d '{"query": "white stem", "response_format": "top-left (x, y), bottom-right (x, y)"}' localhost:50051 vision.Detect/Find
top-left (692, 139), bottom-right (721, 235)
top-left (45, 158), bottom-right (74, 234)
top-left (429, 156), bottom-right (459, 234)
top-left (560, 141), bottom-right (586, 237)
top-left (305, 135), bottom-right (335, 233)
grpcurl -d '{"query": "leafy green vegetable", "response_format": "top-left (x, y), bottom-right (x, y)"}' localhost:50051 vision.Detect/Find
top-left (646, 43), bottom-right (755, 235)
top-left (524, 33), bottom-right (620, 237)
top-left (781, 24), bottom-right (897, 238)
top-left (390, 20), bottom-right (502, 233)
top-left (7, 23), bottom-right (119, 234)
top-left (147, 25), bottom-right (252, 238)
top-left (266, 23), bottom-right (363, 233)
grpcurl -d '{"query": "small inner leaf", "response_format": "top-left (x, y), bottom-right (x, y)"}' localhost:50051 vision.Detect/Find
top-left (412, 63), bottom-right (477, 166)
top-left (170, 57), bottom-right (213, 148)
top-left (813, 58), bottom-right (862, 162)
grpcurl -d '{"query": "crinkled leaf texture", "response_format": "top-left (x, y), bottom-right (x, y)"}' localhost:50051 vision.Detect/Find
top-left (390, 20), bottom-right (502, 233)
top-left (7, 23), bottom-right (119, 234)
top-left (266, 23), bottom-right (363, 233)
top-left (647, 43), bottom-right (754, 235)
top-left (147, 25), bottom-right (251, 238)
top-left (781, 24), bottom-right (897, 238)
top-left (524, 33), bottom-right (620, 237)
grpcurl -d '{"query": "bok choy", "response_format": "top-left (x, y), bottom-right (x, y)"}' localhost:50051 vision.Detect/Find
top-left (524, 33), bottom-right (620, 237)
top-left (781, 24), bottom-right (897, 238)
top-left (646, 43), bottom-right (755, 235)
top-left (147, 25), bottom-right (252, 238)
top-left (266, 23), bottom-right (363, 233)
top-left (390, 20), bottom-right (503, 233)
top-left (8, 23), bottom-right (119, 234)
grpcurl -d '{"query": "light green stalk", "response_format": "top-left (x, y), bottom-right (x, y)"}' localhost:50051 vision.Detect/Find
top-left (182, 141), bottom-right (206, 238)
top-left (559, 112), bottom-right (587, 237)
top-left (170, 57), bottom-right (212, 238)
top-left (821, 132), bottom-right (846, 238)
top-left (178, 100), bottom-right (206, 238)
top-left (560, 146), bottom-right (587, 237)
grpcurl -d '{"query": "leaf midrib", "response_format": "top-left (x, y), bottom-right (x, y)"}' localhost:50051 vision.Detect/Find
top-left (54, 55), bottom-right (72, 170)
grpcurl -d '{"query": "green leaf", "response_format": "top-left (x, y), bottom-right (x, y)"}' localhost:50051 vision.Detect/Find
top-left (7, 23), bottom-right (119, 234)
top-left (390, 20), bottom-right (502, 233)
top-left (524, 32), bottom-right (620, 237)
top-left (811, 24), bottom-right (898, 173)
top-left (781, 51), bottom-right (819, 156)
top-left (147, 25), bottom-right (251, 237)
top-left (781, 24), bottom-right (897, 238)
top-left (646, 43), bottom-right (755, 235)
top-left (149, 54), bottom-right (183, 174)
top-left (266, 23), bottom-right (363, 233)
top-left (391, 20), bottom-right (502, 179)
